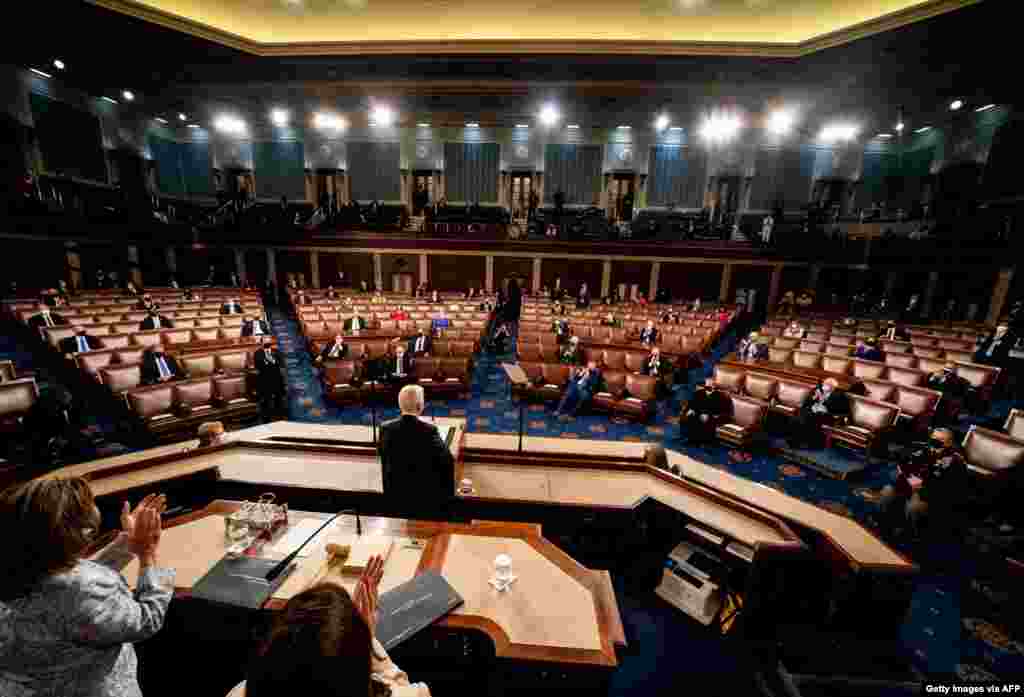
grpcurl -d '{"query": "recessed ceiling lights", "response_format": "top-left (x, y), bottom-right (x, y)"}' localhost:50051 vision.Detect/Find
top-left (539, 104), bottom-right (559, 127)
top-left (371, 105), bottom-right (394, 127)
top-left (566, 124), bottom-right (579, 129)
top-left (465, 122), bottom-right (480, 128)
top-left (617, 125), bottom-right (632, 130)
top-left (187, 124), bottom-right (200, 129)
top-left (53, 59), bottom-right (65, 70)
top-left (894, 122), bottom-right (905, 132)
top-left (122, 90), bottom-right (135, 102)
top-left (976, 104), bottom-right (996, 112)
top-left (214, 115), bottom-right (247, 135)
top-left (655, 114), bottom-right (670, 131)
top-left (313, 112), bottom-right (346, 131)
top-left (668, 126), bottom-right (683, 131)
top-left (701, 113), bottom-right (743, 142)
top-left (766, 109), bottom-right (795, 136)
top-left (178, 113), bottom-right (188, 121)
top-left (270, 108), bottom-right (289, 127)
top-left (950, 99), bottom-right (964, 111)
top-left (915, 126), bottom-right (932, 134)
top-left (30, 68), bottom-right (52, 79)
top-left (515, 124), bottom-right (529, 128)
top-left (101, 96), bottom-right (118, 105)
top-left (818, 123), bottom-right (858, 143)
top-left (154, 117), bottom-right (168, 124)
top-left (877, 133), bottom-right (893, 139)
top-left (417, 122), bottom-right (431, 127)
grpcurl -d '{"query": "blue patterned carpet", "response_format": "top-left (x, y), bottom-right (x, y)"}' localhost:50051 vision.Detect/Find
top-left (267, 306), bottom-right (1024, 687)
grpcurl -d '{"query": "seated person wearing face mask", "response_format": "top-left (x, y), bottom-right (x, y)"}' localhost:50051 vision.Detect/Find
top-left (316, 334), bottom-right (350, 363)
top-left (59, 326), bottom-right (101, 356)
top-left (926, 362), bottom-right (970, 424)
top-left (789, 378), bottom-right (849, 449)
top-left (554, 361), bottom-right (602, 418)
top-left (681, 378), bottom-right (732, 446)
top-left (639, 320), bottom-right (658, 346)
top-left (878, 428), bottom-right (967, 536)
top-left (141, 347), bottom-right (186, 385)
top-left (642, 347), bottom-right (672, 399)
top-left (853, 338), bottom-right (882, 362)
top-left (737, 332), bottom-right (768, 361)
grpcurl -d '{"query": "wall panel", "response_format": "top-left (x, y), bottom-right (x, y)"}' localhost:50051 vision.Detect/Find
top-left (658, 263), bottom-right (723, 301)
top-left (494, 257), bottom-right (534, 290)
top-left (429, 254), bottom-right (485, 292)
top-left (381, 253), bottom-right (420, 290)
top-left (610, 260), bottom-right (651, 296)
top-left (541, 258), bottom-right (603, 296)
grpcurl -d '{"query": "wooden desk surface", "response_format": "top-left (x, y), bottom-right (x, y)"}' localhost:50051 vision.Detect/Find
top-left (720, 354), bottom-right (860, 391)
top-left (126, 501), bottom-right (620, 667)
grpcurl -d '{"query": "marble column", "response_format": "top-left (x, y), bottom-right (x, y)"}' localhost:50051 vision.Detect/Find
top-left (649, 261), bottom-right (660, 301)
top-left (601, 259), bottom-right (612, 298)
top-left (532, 257), bottom-right (542, 293)
top-left (309, 251), bottom-right (320, 289)
top-left (767, 264), bottom-right (783, 310)
top-left (419, 254), bottom-right (428, 289)
top-left (922, 271), bottom-right (940, 318)
top-left (65, 241), bottom-right (82, 291)
top-left (373, 253), bottom-right (383, 291)
top-left (266, 248), bottom-right (277, 285)
top-left (485, 255), bottom-right (495, 293)
top-left (987, 267), bottom-right (1015, 326)
top-left (719, 263), bottom-right (733, 302)
top-left (234, 249), bottom-right (247, 286)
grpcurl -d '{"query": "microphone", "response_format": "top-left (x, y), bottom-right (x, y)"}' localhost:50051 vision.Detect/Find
top-left (264, 509), bottom-right (347, 582)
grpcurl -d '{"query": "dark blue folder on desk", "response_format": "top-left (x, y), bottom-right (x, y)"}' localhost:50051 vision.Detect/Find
top-left (376, 571), bottom-right (464, 650)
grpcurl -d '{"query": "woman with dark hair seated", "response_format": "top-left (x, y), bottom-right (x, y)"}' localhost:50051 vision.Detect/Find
top-left (230, 555), bottom-right (430, 697)
top-left (0, 481), bottom-right (172, 697)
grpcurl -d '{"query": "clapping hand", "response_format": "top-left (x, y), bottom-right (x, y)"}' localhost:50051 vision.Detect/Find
top-left (121, 494), bottom-right (166, 538)
top-left (122, 494), bottom-right (165, 566)
top-left (353, 554), bottom-right (385, 634)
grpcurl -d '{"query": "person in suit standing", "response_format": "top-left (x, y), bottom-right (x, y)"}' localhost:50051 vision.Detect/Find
top-left (254, 337), bottom-right (287, 421)
top-left (316, 334), bottom-right (350, 364)
top-left (28, 303), bottom-right (67, 330)
top-left (639, 320), bottom-right (658, 346)
top-left (324, 285), bottom-right (339, 301)
top-left (220, 297), bottom-right (244, 315)
top-left (576, 282), bottom-right (591, 309)
top-left (737, 332), bottom-right (769, 361)
top-left (140, 346), bottom-right (185, 385)
top-left (682, 378), bottom-right (732, 445)
top-left (379, 385), bottom-right (455, 514)
top-left (408, 328), bottom-right (432, 357)
top-left (790, 378), bottom-right (849, 449)
top-left (241, 315), bottom-right (270, 337)
top-left (554, 361), bottom-right (602, 417)
top-left (229, 272), bottom-right (239, 288)
top-left (345, 312), bottom-right (367, 333)
top-left (139, 310), bottom-right (173, 331)
top-left (59, 327), bottom-right (101, 356)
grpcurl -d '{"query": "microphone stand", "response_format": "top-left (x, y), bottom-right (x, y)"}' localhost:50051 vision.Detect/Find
top-left (265, 510), bottom-right (344, 583)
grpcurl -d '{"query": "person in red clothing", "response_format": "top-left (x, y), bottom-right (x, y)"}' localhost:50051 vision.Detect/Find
top-left (390, 308), bottom-right (409, 320)
top-left (716, 306), bottom-right (731, 330)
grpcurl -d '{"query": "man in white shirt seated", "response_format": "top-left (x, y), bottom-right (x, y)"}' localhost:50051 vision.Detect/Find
top-left (316, 334), bottom-right (350, 363)
top-left (241, 315), bottom-right (270, 337)
top-left (59, 327), bottom-right (101, 356)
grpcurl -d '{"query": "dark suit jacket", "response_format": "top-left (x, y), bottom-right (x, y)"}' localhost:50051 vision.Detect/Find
top-left (254, 348), bottom-right (284, 388)
top-left (640, 328), bottom-right (658, 345)
top-left (927, 372), bottom-right (970, 398)
top-left (220, 303), bottom-right (243, 315)
top-left (642, 357), bottom-right (669, 377)
top-left (141, 352), bottom-right (183, 385)
top-left (345, 317), bottom-right (368, 332)
top-left (408, 334), bottom-right (433, 355)
top-left (738, 340), bottom-right (769, 361)
top-left (974, 333), bottom-right (1013, 366)
top-left (59, 335), bottom-right (102, 354)
top-left (801, 389), bottom-right (850, 417)
top-left (570, 367), bottom-right (602, 393)
top-left (379, 415), bottom-right (455, 511)
top-left (29, 312), bottom-right (68, 330)
top-left (240, 319), bottom-right (270, 337)
top-left (854, 347), bottom-right (883, 362)
top-left (139, 316), bottom-right (174, 331)
top-left (576, 292), bottom-right (590, 309)
top-left (688, 388), bottom-right (731, 418)
top-left (319, 342), bottom-right (350, 361)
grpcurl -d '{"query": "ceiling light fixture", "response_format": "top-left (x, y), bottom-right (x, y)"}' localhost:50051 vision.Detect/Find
top-left (466, 122), bottom-right (480, 128)
top-left (371, 105), bottom-right (394, 127)
top-left (178, 113), bottom-right (188, 121)
top-left (894, 122), bottom-right (905, 133)
top-left (313, 112), bottom-right (346, 131)
top-left (618, 125), bottom-right (632, 129)
top-left (539, 104), bottom-right (559, 127)
top-left (101, 96), bottom-right (118, 105)
top-left (122, 90), bottom-right (135, 102)
top-left (566, 124), bottom-right (579, 129)
top-left (818, 123), bottom-right (858, 143)
top-left (668, 126), bottom-right (683, 131)
top-left (976, 104), bottom-right (996, 112)
top-left (187, 124), bottom-right (200, 129)
top-left (700, 113), bottom-right (741, 143)
top-left (515, 124), bottom-right (529, 128)
top-left (417, 122), bottom-right (431, 127)
top-left (950, 99), bottom-right (964, 111)
top-left (53, 59), bottom-right (65, 70)
top-left (915, 126), bottom-right (932, 134)
top-left (877, 133), bottom-right (893, 139)
top-left (154, 117), bottom-right (168, 124)
top-left (214, 115), bottom-right (247, 135)
top-left (30, 68), bottom-right (52, 79)
top-left (655, 114), bottom-right (670, 131)
top-left (766, 109), bottom-right (795, 136)
top-left (270, 108), bottom-right (289, 127)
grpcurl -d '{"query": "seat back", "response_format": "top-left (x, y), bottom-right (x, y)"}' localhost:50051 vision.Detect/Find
top-left (162, 329), bottom-right (193, 345)
top-left (912, 346), bottom-right (942, 359)
top-left (894, 385), bottom-right (941, 418)
top-left (117, 348), bottom-right (146, 365)
top-left (519, 361), bottom-right (545, 383)
top-left (582, 347), bottom-right (604, 366)
top-left (792, 351), bottom-right (822, 369)
top-left (451, 341), bottom-right (475, 357)
top-left (101, 365), bottom-right (142, 393)
top-left (914, 357), bottom-right (944, 375)
top-left (821, 356), bottom-right (852, 375)
top-left (182, 354), bottom-right (217, 378)
top-left (132, 331), bottom-right (163, 348)
top-left (945, 350), bottom-right (974, 363)
top-left (174, 379), bottom-right (214, 407)
top-left (100, 334), bottom-right (132, 349)
top-left (730, 394), bottom-right (767, 428)
top-left (518, 344), bottom-right (544, 362)
top-left (713, 365), bottom-right (746, 393)
top-left (193, 327), bottom-right (220, 342)
top-left (601, 371), bottom-right (627, 396)
top-left (851, 359), bottom-right (886, 380)
top-left (441, 358), bottom-right (471, 381)
top-left (543, 363), bottom-right (572, 385)
top-left (625, 374), bottom-right (658, 401)
top-left (197, 317), bottom-right (220, 328)
top-left (221, 315), bottom-right (243, 327)
top-left (78, 351), bottom-right (115, 377)
top-left (885, 366), bottom-right (926, 387)
top-left (128, 385), bottom-right (174, 419)
top-left (776, 380), bottom-right (813, 409)
top-left (848, 395), bottom-right (898, 431)
top-left (113, 321), bottom-right (139, 334)
top-left (0, 378), bottom-right (38, 417)
top-left (413, 357), bottom-right (439, 380)
top-left (624, 352), bottom-right (648, 373)
top-left (364, 341), bottom-right (390, 359)
top-left (955, 362), bottom-right (999, 391)
top-left (824, 344), bottom-right (853, 357)
top-left (604, 350), bottom-right (626, 371)
top-left (432, 340), bottom-right (450, 358)
top-left (1005, 409), bottom-right (1024, 442)
top-left (216, 351), bottom-right (249, 374)
top-left (861, 379), bottom-right (897, 403)
top-left (768, 348), bottom-right (792, 363)
top-left (323, 361), bottom-right (357, 386)
top-left (880, 340), bottom-right (912, 354)
top-left (884, 353), bottom-right (917, 369)
top-left (743, 373), bottom-right (778, 402)
top-left (963, 426), bottom-right (1024, 474)
top-left (774, 338), bottom-right (799, 350)
top-left (800, 340), bottom-right (825, 353)
top-left (939, 338), bottom-right (972, 351)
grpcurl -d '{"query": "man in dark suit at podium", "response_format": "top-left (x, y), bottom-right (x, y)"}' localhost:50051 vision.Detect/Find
top-left (379, 384), bottom-right (455, 514)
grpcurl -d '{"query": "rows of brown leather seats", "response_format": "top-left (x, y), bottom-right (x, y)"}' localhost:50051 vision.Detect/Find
top-left (125, 374), bottom-right (259, 442)
top-left (320, 357), bottom-right (472, 406)
top-left (46, 325), bottom-right (254, 351)
top-left (511, 362), bottom-right (658, 421)
top-left (96, 348), bottom-right (257, 395)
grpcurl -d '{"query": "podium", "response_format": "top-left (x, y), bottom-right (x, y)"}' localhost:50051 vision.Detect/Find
top-left (501, 362), bottom-right (529, 452)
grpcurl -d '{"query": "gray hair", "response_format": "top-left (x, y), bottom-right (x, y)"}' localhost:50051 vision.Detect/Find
top-left (398, 384), bottom-right (425, 415)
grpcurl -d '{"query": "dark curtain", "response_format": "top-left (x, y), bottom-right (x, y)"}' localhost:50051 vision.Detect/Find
top-left (444, 142), bottom-right (499, 203)
top-left (148, 135), bottom-right (185, 196)
top-left (253, 141), bottom-right (305, 200)
top-left (30, 93), bottom-right (106, 182)
top-left (860, 151), bottom-right (899, 207)
top-left (348, 141), bottom-right (400, 201)
top-left (543, 144), bottom-right (603, 204)
top-left (777, 147), bottom-right (815, 209)
top-left (182, 142), bottom-right (212, 197)
top-left (748, 148), bottom-right (782, 210)
top-left (647, 145), bottom-right (689, 206)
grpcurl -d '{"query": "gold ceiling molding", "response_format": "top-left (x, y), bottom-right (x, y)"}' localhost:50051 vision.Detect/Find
top-left (88, 0), bottom-right (980, 58)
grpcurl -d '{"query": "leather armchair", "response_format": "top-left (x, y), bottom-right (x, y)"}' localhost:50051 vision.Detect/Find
top-left (617, 374), bottom-right (658, 422)
top-left (1005, 409), bottom-right (1024, 441)
top-left (822, 395), bottom-right (898, 461)
top-left (592, 371), bottom-right (627, 414)
top-left (716, 394), bottom-right (767, 448)
top-left (322, 361), bottom-right (361, 406)
top-left (742, 373), bottom-right (778, 406)
top-left (713, 365), bottom-right (746, 394)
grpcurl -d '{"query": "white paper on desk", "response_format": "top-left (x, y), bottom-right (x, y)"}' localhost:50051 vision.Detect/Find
top-left (269, 519), bottom-right (327, 558)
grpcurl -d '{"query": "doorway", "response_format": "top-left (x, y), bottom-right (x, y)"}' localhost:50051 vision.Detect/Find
top-left (412, 171), bottom-right (434, 214)
top-left (607, 174), bottom-right (636, 222)
top-left (510, 174), bottom-right (533, 220)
